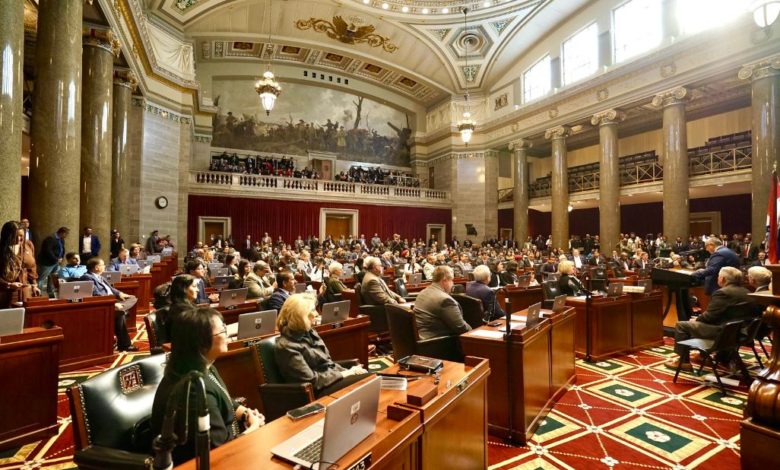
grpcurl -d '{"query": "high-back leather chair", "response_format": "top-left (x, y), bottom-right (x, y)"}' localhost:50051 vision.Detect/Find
top-left (452, 293), bottom-right (486, 328)
top-left (67, 353), bottom-right (167, 469)
top-left (144, 311), bottom-right (165, 355)
top-left (385, 304), bottom-right (463, 362)
top-left (542, 281), bottom-right (561, 309)
top-left (359, 304), bottom-right (392, 354)
top-left (255, 336), bottom-right (315, 421)
top-left (340, 289), bottom-right (361, 317)
top-left (394, 277), bottom-right (409, 298)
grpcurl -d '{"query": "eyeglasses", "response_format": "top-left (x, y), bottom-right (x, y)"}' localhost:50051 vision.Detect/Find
top-left (213, 325), bottom-right (228, 337)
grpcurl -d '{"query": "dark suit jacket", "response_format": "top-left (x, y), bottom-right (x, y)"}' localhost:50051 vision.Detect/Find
top-left (465, 281), bottom-right (505, 320)
top-left (78, 235), bottom-right (101, 259)
top-left (697, 284), bottom-right (755, 325)
top-left (79, 272), bottom-right (121, 298)
top-left (413, 284), bottom-right (471, 340)
top-left (38, 234), bottom-right (64, 266)
top-left (267, 288), bottom-right (290, 311)
top-left (692, 246), bottom-right (742, 295)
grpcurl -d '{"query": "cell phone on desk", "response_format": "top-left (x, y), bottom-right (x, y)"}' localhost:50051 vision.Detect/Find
top-left (487, 321), bottom-right (502, 327)
top-left (286, 402), bottom-right (325, 421)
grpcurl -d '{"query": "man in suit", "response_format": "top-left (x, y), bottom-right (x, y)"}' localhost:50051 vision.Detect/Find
top-left (414, 266), bottom-right (471, 340)
top-left (466, 264), bottom-right (505, 321)
top-left (109, 248), bottom-right (138, 271)
top-left (692, 237), bottom-right (741, 295)
top-left (267, 270), bottom-right (294, 311)
top-left (37, 226), bottom-right (69, 296)
top-left (541, 255), bottom-right (558, 274)
top-left (78, 227), bottom-right (101, 263)
top-left (20, 218), bottom-right (35, 247)
top-left (666, 267), bottom-right (755, 370)
top-left (184, 260), bottom-right (219, 304)
top-left (360, 256), bottom-right (404, 305)
top-left (751, 251), bottom-right (768, 267)
top-left (568, 248), bottom-right (586, 272)
top-left (244, 261), bottom-right (275, 300)
top-left (632, 251), bottom-right (652, 271)
top-left (80, 258), bottom-right (138, 351)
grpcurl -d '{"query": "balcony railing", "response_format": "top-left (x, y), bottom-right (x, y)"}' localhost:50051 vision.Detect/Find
top-left (518, 145), bottom-right (751, 199)
top-left (191, 171), bottom-right (450, 205)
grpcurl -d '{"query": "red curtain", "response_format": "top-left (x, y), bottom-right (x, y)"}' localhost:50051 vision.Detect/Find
top-left (187, 195), bottom-right (452, 248)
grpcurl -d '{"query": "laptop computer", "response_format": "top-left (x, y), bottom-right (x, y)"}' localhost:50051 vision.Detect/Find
top-left (544, 273), bottom-right (559, 282)
top-left (136, 259), bottom-right (149, 269)
top-left (58, 281), bottom-right (94, 301)
top-left (161, 247), bottom-right (174, 256)
top-left (218, 288), bottom-right (248, 309)
top-left (271, 376), bottom-right (381, 469)
top-left (118, 263), bottom-right (139, 276)
top-left (146, 255), bottom-right (161, 264)
top-left (526, 302), bottom-right (542, 328)
top-left (410, 273), bottom-right (423, 285)
top-left (551, 294), bottom-right (568, 313)
top-left (0, 307), bottom-right (25, 336)
top-left (637, 279), bottom-right (652, 293)
top-left (235, 309), bottom-right (277, 340)
top-left (294, 283), bottom-right (307, 293)
top-left (607, 282), bottom-right (624, 297)
top-left (208, 262), bottom-right (224, 272)
top-left (101, 271), bottom-right (121, 286)
top-left (517, 274), bottom-right (532, 288)
top-left (213, 267), bottom-right (229, 277)
top-left (320, 300), bottom-right (350, 325)
top-left (214, 276), bottom-right (233, 290)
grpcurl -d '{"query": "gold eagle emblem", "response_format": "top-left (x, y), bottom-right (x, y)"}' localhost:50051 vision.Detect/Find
top-left (295, 16), bottom-right (398, 53)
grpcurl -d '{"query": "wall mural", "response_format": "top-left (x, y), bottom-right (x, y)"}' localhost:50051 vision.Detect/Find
top-left (211, 79), bottom-right (413, 166)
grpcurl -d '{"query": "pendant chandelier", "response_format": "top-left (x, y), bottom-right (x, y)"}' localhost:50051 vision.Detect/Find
top-left (458, 7), bottom-right (476, 145)
top-left (255, 0), bottom-right (281, 115)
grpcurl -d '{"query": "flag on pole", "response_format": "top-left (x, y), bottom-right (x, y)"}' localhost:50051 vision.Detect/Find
top-left (768, 170), bottom-right (779, 263)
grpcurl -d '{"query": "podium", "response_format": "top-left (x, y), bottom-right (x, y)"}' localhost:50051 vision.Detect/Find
top-left (0, 327), bottom-right (63, 450)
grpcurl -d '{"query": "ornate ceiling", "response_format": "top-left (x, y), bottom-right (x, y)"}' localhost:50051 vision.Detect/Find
top-left (142, 0), bottom-right (592, 105)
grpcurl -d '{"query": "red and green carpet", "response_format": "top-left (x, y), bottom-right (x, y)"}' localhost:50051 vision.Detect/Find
top-left (1, 322), bottom-right (765, 469)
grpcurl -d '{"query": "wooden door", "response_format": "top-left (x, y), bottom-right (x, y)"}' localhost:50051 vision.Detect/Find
top-left (205, 222), bottom-right (224, 243)
top-left (325, 216), bottom-right (352, 239)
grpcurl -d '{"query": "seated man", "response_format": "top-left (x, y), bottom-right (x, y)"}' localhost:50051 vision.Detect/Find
top-left (244, 261), bottom-right (275, 300)
top-left (360, 256), bottom-right (404, 305)
top-left (184, 260), bottom-right (219, 305)
top-left (320, 262), bottom-right (353, 304)
top-left (748, 266), bottom-right (771, 293)
top-left (79, 258), bottom-right (138, 351)
top-left (414, 265), bottom-right (472, 340)
top-left (109, 247), bottom-right (138, 271)
top-left (666, 267), bottom-right (756, 370)
top-left (466, 265), bottom-right (505, 321)
top-left (59, 252), bottom-right (86, 281)
top-left (267, 270), bottom-right (295, 312)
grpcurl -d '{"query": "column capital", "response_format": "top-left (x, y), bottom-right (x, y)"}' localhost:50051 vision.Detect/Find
top-left (508, 139), bottom-right (532, 151)
top-left (738, 55), bottom-right (780, 81)
top-left (544, 125), bottom-right (570, 140)
top-left (114, 70), bottom-right (138, 90)
top-left (83, 27), bottom-right (120, 57)
top-left (591, 109), bottom-right (626, 126)
top-left (651, 86), bottom-right (690, 108)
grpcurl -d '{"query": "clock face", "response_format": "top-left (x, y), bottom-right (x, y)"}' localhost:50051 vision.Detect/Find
top-left (155, 196), bottom-right (168, 209)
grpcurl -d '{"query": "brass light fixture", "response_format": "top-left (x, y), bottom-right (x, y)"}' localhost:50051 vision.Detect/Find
top-left (458, 7), bottom-right (475, 145)
top-left (255, 0), bottom-right (281, 115)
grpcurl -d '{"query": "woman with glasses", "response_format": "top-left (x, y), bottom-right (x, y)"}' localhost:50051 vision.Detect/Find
top-left (275, 293), bottom-right (369, 397)
top-left (151, 306), bottom-right (264, 465)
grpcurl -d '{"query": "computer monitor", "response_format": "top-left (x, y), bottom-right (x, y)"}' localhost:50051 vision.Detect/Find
top-left (236, 310), bottom-right (277, 340)
top-left (0, 308), bottom-right (25, 336)
top-left (58, 281), bottom-right (94, 302)
top-left (218, 288), bottom-right (248, 309)
top-left (320, 300), bottom-right (350, 325)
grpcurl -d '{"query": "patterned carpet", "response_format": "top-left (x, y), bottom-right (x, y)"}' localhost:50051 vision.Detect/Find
top-left (0, 321), bottom-right (767, 470)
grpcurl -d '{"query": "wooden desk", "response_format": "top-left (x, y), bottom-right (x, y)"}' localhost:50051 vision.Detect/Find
top-left (114, 279), bottom-right (140, 333)
top-left (0, 327), bottom-right (63, 450)
top-left (123, 273), bottom-right (152, 315)
top-left (498, 286), bottom-right (544, 312)
top-left (175, 387), bottom-right (423, 470)
top-left (217, 301), bottom-right (262, 325)
top-left (24, 296), bottom-right (116, 371)
top-left (460, 308), bottom-right (575, 444)
top-left (628, 290), bottom-right (664, 350)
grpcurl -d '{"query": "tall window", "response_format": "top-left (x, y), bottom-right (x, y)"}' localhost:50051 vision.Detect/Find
top-left (613, 0), bottom-right (662, 63)
top-left (677, 0), bottom-right (750, 35)
top-left (562, 23), bottom-right (599, 86)
top-left (523, 55), bottom-right (551, 103)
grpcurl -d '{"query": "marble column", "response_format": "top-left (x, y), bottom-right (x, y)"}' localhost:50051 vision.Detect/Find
top-left (545, 125), bottom-right (571, 250)
top-left (652, 87), bottom-right (690, 242)
top-left (509, 139), bottom-right (531, 245)
top-left (29, 0), bottom-right (83, 252)
top-left (592, 109), bottom-right (625, 254)
top-left (111, 70), bottom-right (137, 241)
top-left (0, 0), bottom-right (24, 222)
top-left (739, 57), bottom-right (780, 247)
top-left (80, 29), bottom-right (118, 255)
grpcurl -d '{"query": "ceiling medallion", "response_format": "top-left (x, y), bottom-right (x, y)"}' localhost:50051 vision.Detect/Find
top-left (295, 16), bottom-right (399, 53)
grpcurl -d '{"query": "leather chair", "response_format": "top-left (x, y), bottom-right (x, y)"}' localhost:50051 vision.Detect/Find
top-left (143, 311), bottom-right (164, 355)
top-left (451, 283), bottom-right (466, 294)
top-left (359, 304), bottom-right (393, 354)
top-left (385, 304), bottom-right (463, 362)
top-left (542, 281), bottom-right (561, 309)
top-left (340, 289), bottom-right (360, 317)
top-left (452, 293), bottom-right (487, 328)
top-left (67, 353), bottom-right (167, 470)
top-left (393, 277), bottom-right (417, 301)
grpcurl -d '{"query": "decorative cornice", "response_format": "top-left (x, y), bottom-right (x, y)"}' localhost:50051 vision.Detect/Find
top-left (651, 86), bottom-right (690, 108)
top-left (738, 55), bottom-right (780, 80)
top-left (113, 70), bottom-right (138, 90)
top-left (590, 109), bottom-right (626, 127)
top-left (544, 125), bottom-right (571, 140)
top-left (83, 28), bottom-right (121, 57)
top-left (131, 96), bottom-right (145, 107)
top-left (508, 139), bottom-right (532, 151)
top-left (144, 101), bottom-right (192, 124)
top-left (194, 134), bottom-right (212, 143)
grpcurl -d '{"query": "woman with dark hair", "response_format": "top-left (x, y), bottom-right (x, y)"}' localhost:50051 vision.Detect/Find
top-left (487, 261), bottom-right (504, 288)
top-left (0, 221), bottom-right (39, 308)
top-left (229, 259), bottom-right (250, 289)
top-left (151, 307), bottom-right (263, 465)
top-left (159, 275), bottom-right (200, 341)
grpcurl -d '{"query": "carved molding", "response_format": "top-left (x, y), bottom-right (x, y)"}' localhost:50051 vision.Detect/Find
top-left (194, 134), bottom-right (212, 143)
top-left (544, 125), bottom-right (571, 140)
top-left (83, 28), bottom-right (121, 57)
top-left (651, 86), bottom-right (690, 108)
top-left (591, 109), bottom-right (626, 127)
top-left (143, 101), bottom-right (192, 124)
top-left (738, 55), bottom-right (780, 81)
top-left (114, 70), bottom-right (138, 90)
top-left (295, 16), bottom-right (398, 53)
top-left (508, 139), bottom-right (532, 151)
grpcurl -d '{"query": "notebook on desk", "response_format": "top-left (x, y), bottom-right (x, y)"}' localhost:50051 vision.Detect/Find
top-left (320, 300), bottom-right (350, 325)
top-left (218, 288), bottom-right (248, 308)
top-left (0, 307), bottom-right (25, 336)
top-left (271, 376), bottom-right (381, 469)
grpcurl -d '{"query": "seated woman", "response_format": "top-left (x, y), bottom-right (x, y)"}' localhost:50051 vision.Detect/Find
top-left (320, 262), bottom-right (353, 304)
top-left (158, 274), bottom-right (199, 341)
top-left (487, 261), bottom-right (505, 288)
top-left (151, 307), bottom-right (263, 465)
top-left (275, 294), bottom-right (369, 397)
top-left (557, 260), bottom-right (586, 296)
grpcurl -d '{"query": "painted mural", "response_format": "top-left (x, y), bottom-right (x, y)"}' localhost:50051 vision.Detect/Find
top-left (211, 79), bottom-right (412, 166)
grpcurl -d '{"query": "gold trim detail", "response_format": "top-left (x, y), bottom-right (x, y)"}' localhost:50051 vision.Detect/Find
top-left (295, 16), bottom-right (398, 53)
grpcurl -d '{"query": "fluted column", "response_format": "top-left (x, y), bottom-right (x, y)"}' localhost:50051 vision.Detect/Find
top-left (545, 125), bottom-right (571, 250)
top-left (739, 57), bottom-right (780, 246)
top-left (592, 110), bottom-right (625, 254)
top-left (29, 0), bottom-right (83, 252)
top-left (0, 0), bottom-right (24, 222)
top-left (509, 139), bottom-right (531, 244)
top-left (80, 29), bottom-right (118, 256)
top-left (111, 70), bottom-right (137, 240)
top-left (652, 87), bottom-right (690, 242)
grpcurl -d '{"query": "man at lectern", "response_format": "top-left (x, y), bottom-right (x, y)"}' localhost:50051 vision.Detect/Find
top-left (691, 237), bottom-right (740, 295)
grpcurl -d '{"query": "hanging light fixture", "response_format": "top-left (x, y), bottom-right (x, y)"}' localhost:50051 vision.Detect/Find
top-left (752, 0), bottom-right (780, 28)
top-left (255, 0), bottom-right (281, 115)
top-left (458, 7), bottom-right (476, 145)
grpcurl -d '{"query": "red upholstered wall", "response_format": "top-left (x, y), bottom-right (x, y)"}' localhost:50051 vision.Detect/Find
top-left (498, 193), bottom-right (751, 238)
top-left (187, 195), bottom-right (452, 248)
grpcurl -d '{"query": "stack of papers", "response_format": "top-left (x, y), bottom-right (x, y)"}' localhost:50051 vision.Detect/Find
top-left (380, 376), bottom-right (408, 390)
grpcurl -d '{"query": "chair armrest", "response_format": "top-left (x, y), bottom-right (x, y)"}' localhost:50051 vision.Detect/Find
top-left (74, 445), bottom-right (151, 470)
top-left (259, 383), bottom-right (315, 421)
top-left (335, 359), bottom-right (361, 368)
top-left (416, 336), bottom-right (464, 362)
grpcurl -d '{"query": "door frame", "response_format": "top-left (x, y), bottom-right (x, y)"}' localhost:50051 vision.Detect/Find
top-left (690, 211), bottom-right (721, 237)
top-left (426, 223), bottom-right (446, 247)
top-left (320, 208), bottom-right (359, 241)
top-left (198, 216), bottom-right (232, 245)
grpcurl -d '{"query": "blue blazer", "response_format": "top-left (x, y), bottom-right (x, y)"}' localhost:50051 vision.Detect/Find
top-left (692, 246), bottom-right (741, 295)
top-left (79, 272), bottom-right (120, 298)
